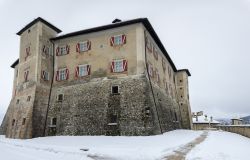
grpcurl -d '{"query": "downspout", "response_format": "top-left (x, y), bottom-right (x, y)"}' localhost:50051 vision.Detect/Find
top-left (43, 41), bottom-right (55, 136)
top-left (144, 30), bottom-right (163, 134)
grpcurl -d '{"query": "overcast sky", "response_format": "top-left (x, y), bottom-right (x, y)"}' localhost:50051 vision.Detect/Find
top-left (0, 0), bottom-right (250, 119)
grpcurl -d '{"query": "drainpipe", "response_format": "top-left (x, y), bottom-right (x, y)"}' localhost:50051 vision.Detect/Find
top-left (144, 30), bottom-right (163, 134)
top-left (43, 41), bottom-right (55, 136)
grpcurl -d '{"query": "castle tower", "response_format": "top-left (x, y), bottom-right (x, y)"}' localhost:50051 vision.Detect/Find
top-left (175, 70), bottom-right (193, 129)
top-left (2, 18), bottom-right (61, 138)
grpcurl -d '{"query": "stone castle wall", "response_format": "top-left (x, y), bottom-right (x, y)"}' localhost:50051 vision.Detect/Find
top-left (45, 75), bottom-right (168, 136)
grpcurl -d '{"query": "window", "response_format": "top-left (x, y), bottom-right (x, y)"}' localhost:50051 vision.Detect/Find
top-left (41, 70), bottom-right (49, 81)
top-left (22, 118), bottom-right (26, 125)
top-left (27, 96), bottom-right (31, 102)
top-left (146, 37), bottom-right (152, 53)
top-left (174, 112), bottom-right (178, 121)
top-left (57, 94), bottom-right (64, 102)
top-left (165, 82), bottom-right (169, 93)
top-left (155, 69), bottom-right (160, 83)
top-left (16, 99), bottom-right (20, 104)
top-left (111, 85), bottom-right (119, 94)
top-left (56, 45), bottom-right (69, 56)
top-left (111, 60), bottom-right (127, 73)
top-left (110, 114), bottom-right (117, 123)
top-left (110, 34), bottom-right (126, 46)
top-left (24, 70), bottom-right (29, 82)
top-left (56, 68), bottom-right (69, 81)
top-left (51, 118), bottom-right (57, 126)
top-left (76, 41), bottom-right (91, 53)
top-left (162, 58), bottom-right (166, 72)
top-left (25, 46), bottom-right (31, 61)
top-left (42, 45), bottom-right (50, 56)
top-left (114, 35), bottom-right (122, 45)
top-left (76, 65), bottom-right (90, 77)
top-left (16, 69), bottom-right (18, 77)
top-left (168, 67), bottom-right (171, 79)
top-left (153, 47), bottom-right (158, 60)
top-left (180, 80), bottom-right (183, 83)
top-left (148, 63), bottom-right (153, 77)
top-left (12, 119), bottom-right (15, 126)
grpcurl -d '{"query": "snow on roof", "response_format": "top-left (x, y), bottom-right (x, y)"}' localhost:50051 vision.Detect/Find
top-left (193, 116), bottom-right (220, 124)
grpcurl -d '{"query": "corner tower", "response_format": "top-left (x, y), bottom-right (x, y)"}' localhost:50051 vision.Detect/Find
top-left (176, 69), bottom-right (193, 129)
top-left (2, 18), bottom-right (61, 138)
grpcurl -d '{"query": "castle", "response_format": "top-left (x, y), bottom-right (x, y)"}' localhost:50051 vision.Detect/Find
top-left (0, 17), bottom-right (192, 139)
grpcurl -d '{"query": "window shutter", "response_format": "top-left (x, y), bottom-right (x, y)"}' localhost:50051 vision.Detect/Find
top-left (56, 71), bottom-right (59, 81)
top-left (75, 66), bottom-right (79, 78)
top-left (122, 35), bottom-right (126, 44)
top-left (66, 45), bottom-right (70, 54)
top-left (87, 41), bottom-right (91, 50)
top-left (42, 45), bottom-right (46, 53)
top-left (56, 47), bottom-right (59, 56)
top-left (111, 61), bottom-right (115, 72)
top-left (76, 43), bottom-right (80, 53)
top-left (66, 68), bottom-right (69, 80)
top-left (41, 71), bottom-right (44, 79)
top-left (87, 65), bottom-right (91, 75)
top-left (110, 36), bottom-right (114, 46)
top-left (123, 60), bottom-right (127, 71)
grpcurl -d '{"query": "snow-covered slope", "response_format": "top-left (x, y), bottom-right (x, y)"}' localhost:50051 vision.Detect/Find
top-left (0, 130), bottom-right (201, 160)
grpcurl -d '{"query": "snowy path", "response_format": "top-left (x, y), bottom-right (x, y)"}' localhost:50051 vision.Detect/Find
top-left (164, 131), bottom-right (208, 160)
top-left (0, 130), bottom-right (250, 160)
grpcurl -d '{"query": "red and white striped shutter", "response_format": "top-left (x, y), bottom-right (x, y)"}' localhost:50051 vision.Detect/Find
top-left (111, 61), bottom-right (115, 72)
top-left (123, 60), bottom-right (127, 71)
top-left (87, 41), bottom-right (91, 50)
top-left (110, 36), bottom-right (114, 46)
top-left (66, 45), bottom-right (70, 54)
top-left (87, 65), bottom-right (91, 75)
top-left (56, 47), bottom-right (59, 56)
top-left (75, 66), bottom-right (79, 78)
top-left (56, 71), bottom-right (59, 81)
top-left (66, 68), bottom-right (69, 80)
top-left (122, 35), bottom-right (126, 44)
top-left (76, 43), bottom-right (80, 53)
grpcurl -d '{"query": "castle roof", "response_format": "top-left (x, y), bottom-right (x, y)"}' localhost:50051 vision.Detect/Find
top-left (177, 69), bottom-right (191, 76)
top-left (16, 17), bottom-right (62, 35)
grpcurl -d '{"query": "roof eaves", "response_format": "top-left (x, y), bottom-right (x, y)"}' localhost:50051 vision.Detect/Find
top-left (11, 59), bottom-right (19, 68)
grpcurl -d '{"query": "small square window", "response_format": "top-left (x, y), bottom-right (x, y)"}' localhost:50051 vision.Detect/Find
top-left (27, 96), bottom-right (31, 101)
top-left (22, 118), bottom-right (26, 125)
top-left (110, 115), bottom-right (117, 123)
top-left (57, 94), bottom-right (64, 101)
top-left (180, 80), bottom-right (183, 83)
top-left (111, 85), bottom-right (119, 94)
top-left (16, 99), bottom-right (20, 104)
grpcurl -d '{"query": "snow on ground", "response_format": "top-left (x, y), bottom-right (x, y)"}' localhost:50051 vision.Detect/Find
top-left (0, 130), bottom-right (202, 160)
top-left (186, 130), bottom-right (250, 160)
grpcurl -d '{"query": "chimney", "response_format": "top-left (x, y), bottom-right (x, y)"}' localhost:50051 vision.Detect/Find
top-left (112, 18), bottom-right (122, 23)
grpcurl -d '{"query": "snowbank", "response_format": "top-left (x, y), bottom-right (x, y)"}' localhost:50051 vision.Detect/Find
top-left (0, 129), bottom-right (202, 160)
